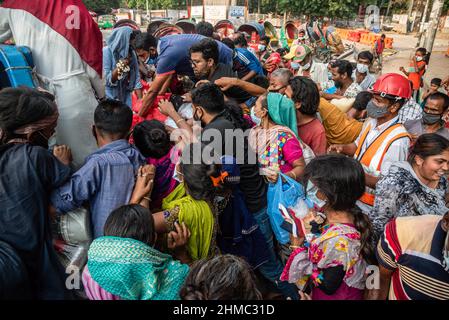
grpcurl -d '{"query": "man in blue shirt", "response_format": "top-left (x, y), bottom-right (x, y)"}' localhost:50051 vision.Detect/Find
top-left (232, 34), bottom-right (264, 81)
top-left (51, 100), bottom-right (145, 238)
top-left (139, 34), bottom-right (233, 117)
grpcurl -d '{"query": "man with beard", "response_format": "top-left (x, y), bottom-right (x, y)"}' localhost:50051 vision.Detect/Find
top-left (322, 60), bottom-right (362, 101)
top-left (189, 38), bottom-right (253, 104)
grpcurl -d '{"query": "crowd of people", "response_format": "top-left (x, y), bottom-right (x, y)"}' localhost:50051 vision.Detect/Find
top-left (1, 17), bottom-right (449, 301)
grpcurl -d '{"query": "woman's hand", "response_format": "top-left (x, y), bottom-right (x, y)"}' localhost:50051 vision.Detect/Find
top-left (158, 99), bottom-right (177, 117)
top-left (53, 145), bottom-right (72, 166)
top-left (327, 144), bottom-right (344, 154)
top-left (264, 167), bottom-right (279, 184)
top-left (130, 165), bottom-right (156, 205)
top-left (167, 221), bottom-right (191, 250)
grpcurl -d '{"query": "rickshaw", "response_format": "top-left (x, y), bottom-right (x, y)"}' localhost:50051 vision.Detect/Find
top-left (0, 44), bottom-right (36, 89)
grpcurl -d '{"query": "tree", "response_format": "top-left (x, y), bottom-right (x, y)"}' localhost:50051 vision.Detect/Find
top-left (277, 0), bottom-right (371, 19)
top-left (82, 0), bottom-right (121, 14)
top-left (124, 0), bottom-right (183, 10)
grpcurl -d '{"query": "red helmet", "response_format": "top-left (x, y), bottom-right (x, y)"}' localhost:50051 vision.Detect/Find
top-left (370, 73), bottom-right (412, 100)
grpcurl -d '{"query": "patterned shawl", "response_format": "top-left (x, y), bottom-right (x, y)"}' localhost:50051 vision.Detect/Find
top-left (87, 236), bottom-right (189, 300)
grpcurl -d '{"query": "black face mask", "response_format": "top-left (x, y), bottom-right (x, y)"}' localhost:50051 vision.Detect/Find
top-left (33, 131), bottom-right (50, 149)
top-left (193, 107), bottom-right (203, 124)
top-left (422, 111), bottom-right (442, 125)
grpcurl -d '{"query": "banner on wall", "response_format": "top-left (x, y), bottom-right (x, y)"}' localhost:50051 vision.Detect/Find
top-left (229, 6), bottom-right (245, 18)
top-left (191, 6), bottom-right (203, 20)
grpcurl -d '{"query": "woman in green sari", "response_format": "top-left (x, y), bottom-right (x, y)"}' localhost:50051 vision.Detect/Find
top-left (151, 143), bottom-right (221, 261)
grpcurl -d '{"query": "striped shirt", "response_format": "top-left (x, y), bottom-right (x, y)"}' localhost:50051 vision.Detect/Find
top-left (233, 48), bottom-right (264, 79)
top-left (376, 215), bottom-right (449, 300)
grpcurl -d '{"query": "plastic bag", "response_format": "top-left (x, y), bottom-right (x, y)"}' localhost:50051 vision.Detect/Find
top-left (52, 208), bottom-right (92, 270)
top-left (267, 173), bottom-right (313, 244)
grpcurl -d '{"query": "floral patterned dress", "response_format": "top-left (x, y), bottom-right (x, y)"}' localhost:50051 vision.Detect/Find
top-left (281, 223), bottom-right (367, 300)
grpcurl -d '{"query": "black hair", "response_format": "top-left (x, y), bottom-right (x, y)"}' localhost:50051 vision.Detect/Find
top-left (180, 143), bottom-right (222, 201)
top-left (431, 78), bottom-right (442, 86)
top-left (380, 34), bottom-right (386, 38)
top-left (303, 154), bottom-right (374, 263)
top-left (233, 34), bottom-right (248, 47)
top-left (288, 76), bottom-right (320, 115)
top-left (332, 59), bottom-right (353, 78)
top-left (223, 100), bottom-right (251, 130)
top-left (221, 38), bottom-right (235, 50)
top-left (134, 32), bottom-right (157, 51)
top-left (260, 36), bottom-right (271, 44)
top-left (408, 133), bottom-right (449, 164)
top-left (196, 21), bottom-right (214, 38)
top-left (428, 92), bottom-right (449, 112)
top-left (179, 254), bottom-right (262, 300)
top-left (416, 47), bottom-right (427, 56)
top-left (0, 87), bottom-right (55, 139)
top-left (190, 38), bottom-right (219, 64)
top-left (252, 75), bottom-right (269, 89)
top-left (276, 47), bottom-right (289, 56)
top-left (191, 83), bottom-right (225, 114)
top-left (358, 51), bottom-right (374, 64)
top-left (104, 204), bottom-right (155, 246)
top-left (94, 99), bottom-right (133, 136)
top-left (133, 120), bottom-right (171, 159)
top-left (353, 91), bottom-right (373, 111)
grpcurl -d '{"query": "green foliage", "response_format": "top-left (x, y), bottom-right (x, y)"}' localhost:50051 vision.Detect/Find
top-left (82, 0), bottom-right (121, 14)
top-left (276, 0), bottom-right (370, 18)
top-left (124, 0), bottom-right (187, 10)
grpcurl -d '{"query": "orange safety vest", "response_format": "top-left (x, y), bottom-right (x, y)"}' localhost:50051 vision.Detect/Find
top-left (354, 122), bottom-right (410, 206)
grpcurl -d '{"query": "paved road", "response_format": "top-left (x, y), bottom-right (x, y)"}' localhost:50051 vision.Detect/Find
top-left (352, 33), bottom-right (449, 87)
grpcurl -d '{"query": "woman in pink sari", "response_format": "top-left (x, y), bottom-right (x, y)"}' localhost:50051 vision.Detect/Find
top-left (133, 120), bottom-right (179, 210)
top-left (249, 93), bottom-right (305, 183)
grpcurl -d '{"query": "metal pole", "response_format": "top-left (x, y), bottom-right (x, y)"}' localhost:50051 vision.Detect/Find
top-left (417, 0), bottom-right (431, 47)
top-left (385, 0), bottom-right (392, 18)
top-left (425, 0), bottom-right (444, 53)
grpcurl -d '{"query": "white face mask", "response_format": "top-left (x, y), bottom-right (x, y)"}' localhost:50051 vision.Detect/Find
top-left (172, 165), bottom-right (183, 183)
top-left (258, 44), bottom-right (266, 52)
top-left (306, 180), bottom-right (327, 209)
top-left (357, 63), bottom-right (369, 74)
top-left (416, 56), bottom-right (423, 62)
top-left (250, 107), bottom-right (262, 126)
top-left (301, 62), bottom-right (311, 70)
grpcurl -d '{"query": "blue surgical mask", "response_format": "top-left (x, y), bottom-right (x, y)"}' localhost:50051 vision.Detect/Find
top-left (306, 180), bottom-right (327, 209)
top-left (250, 107), bottom-right (262, 126)
top-left (328, 71), bottom-right (333, 80)
top-left (291, 62), bottom-right (300, 70)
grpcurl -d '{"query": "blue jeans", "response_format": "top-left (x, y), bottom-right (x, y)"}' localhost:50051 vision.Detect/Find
top-left (253, 207), bottom-right (300, 300)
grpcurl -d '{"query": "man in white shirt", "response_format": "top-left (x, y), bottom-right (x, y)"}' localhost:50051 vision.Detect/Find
top-left (352, 51), bottom-right (377, 90)
top-left (327, 73), bottom-right (412, 214)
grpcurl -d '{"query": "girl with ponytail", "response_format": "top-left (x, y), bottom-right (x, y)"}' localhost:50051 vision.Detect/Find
top-left (280, 154), bottom-right (374, 300)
